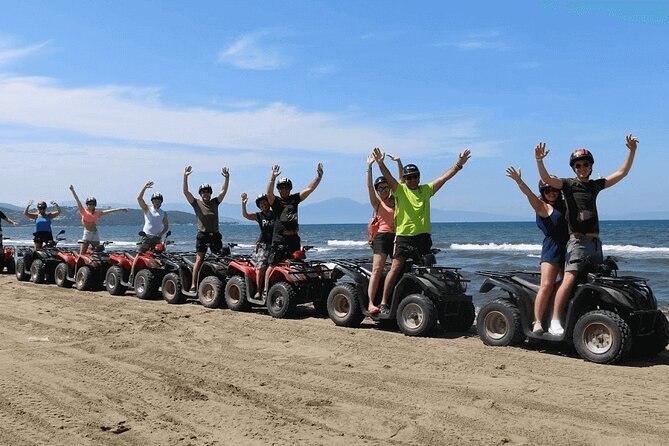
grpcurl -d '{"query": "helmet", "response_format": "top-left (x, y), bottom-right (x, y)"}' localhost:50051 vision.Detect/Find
top-left (37, 201), bottom-right (47, 209)
top-left (150, 192), bottom-right (163, 202)
top-left (277, 177), bottom-right (293, 189)
top-left (198, 183), bottom-right (213, 194)
top-left (374, 176), bottom-right (388, 189)
top-left (538, 179), bottom-right (552, 194)
top-left (255, 193), bottom-right (269, 207)
top-left (85, 197), bottom-right (97, 206)
top-left (569, 148), bottom-right (595, 167)
top-left (402, 164), bottom-right (420, 178)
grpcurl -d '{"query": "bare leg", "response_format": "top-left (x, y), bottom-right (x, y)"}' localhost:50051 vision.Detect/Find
top-left (191, 252), bottom-right (205, 291)
top-left (380, 256), bottom-right (405, 310)
top-left (533, 262), bottom-right (560, 332)
top-left (264, 266), bottom-right (275, 295)
top-left (367, 253), bottom-right (387, 312)
top-left (549, 271), bottom-right (578, 334)
top-left (80, 241), bottom-right (89, 256)
top-left (255, 266), bottom-right (266, 297)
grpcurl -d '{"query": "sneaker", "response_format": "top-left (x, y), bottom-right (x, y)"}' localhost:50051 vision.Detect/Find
top-left (532, 321), bottom-right (543, 334)
top-left (253, 292), bottom-right (261, 299)
top-left (378, 304), bottom-right (390, 315)
top-left (548, 320), bottom-right (564, 336)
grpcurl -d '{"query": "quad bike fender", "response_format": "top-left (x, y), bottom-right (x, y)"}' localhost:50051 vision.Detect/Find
top-left (394, 275), bottom-right (438, 301)
top-left (479, 277), bottom-right (525, 300)
top-left (572, 284), bottom-right (636, 311)
top-left (330, 263), bottom-right (370, 306)
top-left (228, 261), bottom-right (255, 277)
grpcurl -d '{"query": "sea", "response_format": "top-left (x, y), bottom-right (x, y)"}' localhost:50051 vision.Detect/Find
top-left (4, 220), bottom-right (668, 313)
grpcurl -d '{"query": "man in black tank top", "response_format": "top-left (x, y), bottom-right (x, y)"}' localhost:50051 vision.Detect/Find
top-left (535, 135), bottom-right (638, 336)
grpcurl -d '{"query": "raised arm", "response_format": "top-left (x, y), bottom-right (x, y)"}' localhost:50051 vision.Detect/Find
top-left (506, 167), bottom-right (550, 217)
top-left (299, 162), bottom-right (324, 202)
top-left (100, 207), bottom-right (128, 217)
top-left (48, 201), bottom-right (61, 218)
top-left (388, 154), bottom-right (404, 183)
top-left (24, 200), bottom-right (38, 219)
top-left (267, 165), bottom-right (281, 205)
top-left (534, 142), bottom-right (563, 189)
top-left (182, 166), bottom-right (195, 204)
top-left (69, 185), bottom-right (84, 211)
top-left (366, 154), bottom-right (380, 208)
top-left (2, 213), bottom-right (19, 226)
top-left (240, 193), bottom-right (257, 221)
top-left (372, 148), bottom-right (399, 192)
top-left (605, 134), bottom-right (638, 189)
top-left (432, 149), bottom-right (471, 194)
top-left (137, 181), bottom-right (153, 212)
top-left (217, 167), bottom-right (230, 202)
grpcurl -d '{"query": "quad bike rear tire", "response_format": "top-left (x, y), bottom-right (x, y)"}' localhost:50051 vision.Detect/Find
top-left (105, 265), bottom-right (128, 296)
top-left (134, 269), bottom-right (159, 300)
top-left (224, 275), bottom-right (250, 311)
top-left (266, 281), bottom-right (297, 319)
top-left (30, 259), bottom-right (47, 284)
top-left (476, 298), bottom-right (525, 346)
top-left (326, 283), bottom-right (364, 327)
top-left (15, 258), bottom-right (29, 281)
top-left (75, 266), bottom-right (95, 291)
top-left (162, 272), bottom-right (186, 304)
top-left (396, 294), bottom-right (438, 337)
top-left (55, 263), bottom-right (72, 288)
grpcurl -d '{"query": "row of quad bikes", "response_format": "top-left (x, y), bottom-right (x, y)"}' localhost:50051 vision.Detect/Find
top-left (3, 231), bottom-right (667, 364)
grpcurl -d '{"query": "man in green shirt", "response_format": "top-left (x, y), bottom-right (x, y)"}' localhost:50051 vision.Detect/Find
top-left (372, 147), bottom-right (471, 314)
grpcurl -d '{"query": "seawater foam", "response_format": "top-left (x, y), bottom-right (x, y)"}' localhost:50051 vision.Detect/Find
top-left (327, 240), bottom-right (369, 249)
top-left (450, 243), bottom-right (669, 257)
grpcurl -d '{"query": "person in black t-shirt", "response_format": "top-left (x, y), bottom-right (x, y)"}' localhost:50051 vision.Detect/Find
top-left (0, 211), bottom-right (19, 248)
top-left (263, 162), bottom-right (323, 296)
top-left (535, 134), bottom-right (638, 335)
top-left (241, 192), bottom-right (275, 298)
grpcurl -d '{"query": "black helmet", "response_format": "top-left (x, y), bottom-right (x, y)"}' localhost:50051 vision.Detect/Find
top-left (198, 183), bottom-right (213, 194)
top-left (402, 164), bottom-right (420, 178)
top-left (538, 179), bottom-right (552, 194)
top-left (374, 176), bottom-right (387, 189)
top-left (277, 177), bottom-right (293, 189)
top-left (37, 201), bottom-right (47, 209)
top-left (255, 193), bottom-right (269, 207)
top-left (85, 197), bottom-right (97, 206)
top-left (569, 148), bottom-right (594, 167)
top-left (150, 192), bottom-right (163, 202)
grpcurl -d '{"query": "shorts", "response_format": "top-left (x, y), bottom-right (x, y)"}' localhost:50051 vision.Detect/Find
top-left (82, 229), bottom-right (100, 243)
top-left (253, 243), bottom-right (270, 268)
top-left (372, 232), bottom-right (395, 256)
top-left (137, 234), bottom-right (161, 253)
top-left (564, 235), bottom-right (603, 273)
top-left (268, 235), bottom-right (301, 265)
top-left (33, 231), bottom-right (54, 244)
top-left (393, 233), bottom-right (433, 261)
top-left (196, 231), bottom-right (223, 254)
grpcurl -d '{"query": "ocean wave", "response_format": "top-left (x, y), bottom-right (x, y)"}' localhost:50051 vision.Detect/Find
top-left (326, 240), bottom-right (369, 248)
top-left (450, 242), bottom-right (669, 256)
top-left (601, 244), bottom-right (669, 255)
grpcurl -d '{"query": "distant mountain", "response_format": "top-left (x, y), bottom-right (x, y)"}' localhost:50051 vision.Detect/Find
top-left (0, 203), bottom-right (22, 211)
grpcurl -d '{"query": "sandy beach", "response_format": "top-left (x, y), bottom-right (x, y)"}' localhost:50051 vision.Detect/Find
top-left (1, 274), bottom-right (667, 446)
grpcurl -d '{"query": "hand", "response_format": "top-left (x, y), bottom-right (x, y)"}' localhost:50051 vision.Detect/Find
top-left (144, 181), bottom-right (154, 189)
top-left (505, 166), bottom-right (522, 183)
top-left (535, 142), bottom-right (549, 160)
top-left (457, 149), bottom-right (471, 166)
top-left (241, 192), bottom-right (248, 205)
top-left (372, 147), bottom-right (385, 163)
top-left (388, 154), bottom-right (401, 162)
top-left (221, 167), bottom-right (229, 178)
top-left (367, 154), bottom-right (374, 167)
top-left (626, 134), bottom-right (639, 151)
top-left (271, 165), bottom-right (281, 180)
top-left (12, 221), bottom-right (18, 226)
top-left (27, 199), bottom-right (34, 206)
top-left (184, 166), bottom-right (193, 177)
top-left (69, 185), bottom-right (75, 191)
top-left (316, 162), bottom-right (324, 178)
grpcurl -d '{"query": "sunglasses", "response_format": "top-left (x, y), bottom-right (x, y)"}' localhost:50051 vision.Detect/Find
top-left (573, 162), bottom-right (591, 169)
top-left (543, 188), bottom-right (559, 194)
top-left (404, 174), bottom-right (420, 181)
top-left (376, 186), bottom-right (390, 193)
top-left (37, 206), bottom-right (47, 209)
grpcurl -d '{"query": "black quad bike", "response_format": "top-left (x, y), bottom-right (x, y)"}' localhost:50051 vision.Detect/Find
top-left (161, 244), bottom-right (236, 309)
top-left (476, 257), bottom-right (669, 364)
top-left (326, 251), bottom-right (474, 337)
top-left (14, 230), bottom-right (67, 284)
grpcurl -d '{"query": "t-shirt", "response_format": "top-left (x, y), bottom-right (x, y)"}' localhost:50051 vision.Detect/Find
top-left (376, 199), bottom-right (395, 234)
top-left (143, 206), bottom-right (167, 236)
top-left (393, 182), bottom-right (434, 236)
top-left (271, 193), bottom-right (301, 244)
top-left (255, 211), bottom-right (275, 246)
top-left (80, 209), bottom-right (103, 224)
top-left (191, 197), bottom-right (220, 233)
top-left (561, 178), bottom-right (607, 234)
top-left (35, 215), bottom-right (53, 233)
top-left (0, 211), bottom-right (6, 232)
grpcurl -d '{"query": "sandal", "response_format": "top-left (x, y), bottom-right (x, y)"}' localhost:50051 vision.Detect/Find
top-left (368, 305), bottom-right (380, 314)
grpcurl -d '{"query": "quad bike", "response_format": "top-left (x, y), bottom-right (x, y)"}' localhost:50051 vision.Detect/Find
top-left (161, 244), bottom-right (236, 308)
top-left (1, 240), bottom-right (15, 274)
top-left (54, 241), bottom-right (112, 291)
top-left (325, 249), bottom-right (474, 337)
top-left (224, 246), bottom-right (335, 318)
top-left (14, 230), bottom-right (67, 284)
top-left (105, 231), bottom-right (173, 299)
top-left (476, 257), bottom-right (669, 364)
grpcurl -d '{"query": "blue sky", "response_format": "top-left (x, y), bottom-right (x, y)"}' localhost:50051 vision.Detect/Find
top-left (1, 0), bottom-right (667, 219)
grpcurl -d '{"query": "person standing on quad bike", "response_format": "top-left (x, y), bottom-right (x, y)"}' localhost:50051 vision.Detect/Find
top-left (133, 181), bottom-right (169, 276)
top-left (69, 185), bottom-right (128, 256)
top-left (0, 210), bottom-right (19, 249)
top-left (24, 200), bottom-right (61, 249)
top-left (535, 135), bottom-right (639, 336)
top-left (372, 147), bottom-right (471, 315)
top-left (263, 162), bottom-right (324, 296)
top-left (240, 192), bottom-right (274, 299)
top-left (365, 152), bottom-right (404, 314)
top-left (506, 167), bottom-right (568, 334)
top-left (182, 165), bottom-right (230, 292)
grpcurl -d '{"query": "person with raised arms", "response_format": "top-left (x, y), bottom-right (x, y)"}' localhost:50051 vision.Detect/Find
top-left (241, 192), bottom-right (274, 299)
top-left (133, 181), bottom-right (169, 277)
top-left (372, 147), bottom-right (471, 314)
top-left (182, 165), bottom-right (229, 292)
top-left (69, 185), bottom-right (128, 256)
top-left (534, 135), bottom-right (638, 335)
top-left (263, 162), bottom-right (323, 296)
top-left (0, 209), bottom-right (19, 249)
top-left (24, 200), bottom-right (61, 249)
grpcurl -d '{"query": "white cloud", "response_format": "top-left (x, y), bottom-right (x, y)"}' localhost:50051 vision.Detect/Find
top-left (217, 31), bottom-right (289, 70)
top-left (0, 40), bottom-right (49, 65)
top-left (435, 30), bottom-right (510, 51)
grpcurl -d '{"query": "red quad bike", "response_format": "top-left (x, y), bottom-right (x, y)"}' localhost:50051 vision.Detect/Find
top-left (161, 244), bottom-right (236, 309)
top-left (1, 235), bottom-right (16, 274)
top-left (14, 230), bottom-right (67, 283)
top-left (105, 231), bottom-right (173, 300)
top-left (54, 241), bottom-right (112, 291)
top-left (224, 246), bottom-right (335, 319)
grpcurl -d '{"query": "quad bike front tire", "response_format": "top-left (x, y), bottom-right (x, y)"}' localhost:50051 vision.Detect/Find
top-left (476, 298), bottom-right (525, 346)
top-left (55, 263), bottom-right (72, 288)
top-left (134, 269), bottom-right (159, 300)
top-left (15, 258), bottom-right (29, 281)
top-left (30, 259), bottom-right (47, 284)
top-left (162, 272), bottom-right (186, 304)
top-left (75, 266), bottom-right (95, 291)
top-left (266, 281), bottom-right (297, 319)
top-left (105, 265), bottom-right (128, 296)
top-left (396, 294), bottom-right (438, 337)
top-left (326, 283), bottom-right (365, 327)
top-left (573, 309), bottom-right (632, 364)
top-left (224, 275), bottom-right (250, 311)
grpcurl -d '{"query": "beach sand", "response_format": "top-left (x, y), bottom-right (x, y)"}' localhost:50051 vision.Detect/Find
top-left (1, 274), bottom-right (667, 446)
